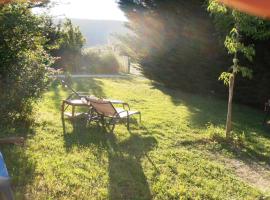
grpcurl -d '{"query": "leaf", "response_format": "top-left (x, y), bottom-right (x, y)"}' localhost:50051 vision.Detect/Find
top-left (219, 72), bottom-right (232, 86)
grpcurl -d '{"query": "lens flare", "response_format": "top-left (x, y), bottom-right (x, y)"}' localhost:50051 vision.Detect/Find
top-left (217, 0), bottom-right (270, 18)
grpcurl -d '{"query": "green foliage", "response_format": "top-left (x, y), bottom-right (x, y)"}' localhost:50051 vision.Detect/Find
top-left (81, 48), bottom-right (121, 74)
top-left (0, 3), bottom-right (54, 124)
top-left (118, 0), bottom-right (228, 94)
top-left (60, 19), bottom-right (85, 53)
top-left (112, 33), bottom-right (146, 62)
top-left (207, 1), bottom-right (270, 40)
top-left (219, 72), bottom-right (231, 86)
top-left (53, 19), bottom-right (85, 73)
top-left (39, 15), bottom-right (63, 53)
top-left (117, 0), bottom-right (270, 107)
top-left (207, 0), bottom-right (270, 72)
top-left (224, 28), bottom-right (255, 61)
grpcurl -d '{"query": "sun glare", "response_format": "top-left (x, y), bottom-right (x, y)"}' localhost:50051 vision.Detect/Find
top-left (33, 0), bottom-right (127, 21)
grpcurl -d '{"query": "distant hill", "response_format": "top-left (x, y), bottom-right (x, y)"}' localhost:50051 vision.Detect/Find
top-left (64, 19), bottom-right (130, 47)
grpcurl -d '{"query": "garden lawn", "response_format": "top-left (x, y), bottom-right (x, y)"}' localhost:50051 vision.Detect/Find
top-left (1, 77), bottom-right (270, 200)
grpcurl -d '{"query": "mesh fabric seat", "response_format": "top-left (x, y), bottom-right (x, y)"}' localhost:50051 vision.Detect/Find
top-left (87, 98), bottom-right (141, 131)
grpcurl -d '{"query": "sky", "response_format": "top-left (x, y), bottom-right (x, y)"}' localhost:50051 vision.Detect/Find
top-left (33, 0), bottom-right (127, 21)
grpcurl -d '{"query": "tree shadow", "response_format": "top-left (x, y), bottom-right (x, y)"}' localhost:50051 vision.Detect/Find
top-left (50, 78), bottom-right (106, 112)
top-left (109, 133), bottom-right (157, 200)
top-left (178, 135), bottom-right (270, 169)
top-left (151, 82), bottom-right (270, 167)
top-left (73, 78), bottom-right (106, 98)
top-left (63, 119), bottom-right (157, 200)
top-left (51, 81), bottom-right (63, 110)
top-left (151, 82), bottom-right (227, 127)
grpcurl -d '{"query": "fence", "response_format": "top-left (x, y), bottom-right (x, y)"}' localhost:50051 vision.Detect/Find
top-left (115, 53), bottom-right (130, 73)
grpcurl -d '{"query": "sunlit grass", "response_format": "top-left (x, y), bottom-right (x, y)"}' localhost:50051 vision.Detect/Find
top-left (1, 77), bottom-right (270, 199)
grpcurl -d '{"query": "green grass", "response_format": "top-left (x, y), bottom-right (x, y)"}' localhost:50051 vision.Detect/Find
top-left (1, 77), bottom-right (270, 199)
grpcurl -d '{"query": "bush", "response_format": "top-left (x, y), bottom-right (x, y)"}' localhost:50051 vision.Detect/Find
top-left (98, 52), bottom-right (120, 74)
top-left (53, 19), bottom-right (85, 73)
top-left (81, 48), bottom-right (120, 74)
top-left (0, 3), bottom-right (54, 125)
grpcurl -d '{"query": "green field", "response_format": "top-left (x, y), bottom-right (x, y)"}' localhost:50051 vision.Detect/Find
top-left (1, 77), bottom-right (270, 199)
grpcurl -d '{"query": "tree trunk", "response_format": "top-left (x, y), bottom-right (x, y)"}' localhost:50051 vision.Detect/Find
top-left (226, 73), bottom-right (235, 139)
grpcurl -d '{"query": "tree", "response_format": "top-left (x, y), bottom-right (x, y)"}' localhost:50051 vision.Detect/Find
top-left (54, 19), bottom-right (85, 73)
top-left (208, 0), bottom-right (270, 138)
top-left (40, 15), bottom-right (63, 54)
top-left (0, 2), bottom-right (54, 124)
top-left (118, 0), bottom-right (228, 92)
top-left (0, 0), bottom-right (50, 8)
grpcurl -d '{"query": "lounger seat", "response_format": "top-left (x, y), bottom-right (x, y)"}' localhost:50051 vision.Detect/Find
top-left (115, 108), bottom-right (140, 118)
top-left (87, 98), bottom-right (141, 131)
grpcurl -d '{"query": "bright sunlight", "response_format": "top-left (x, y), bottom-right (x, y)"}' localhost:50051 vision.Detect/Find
top-left (33, 0), bottom-right (127, 21)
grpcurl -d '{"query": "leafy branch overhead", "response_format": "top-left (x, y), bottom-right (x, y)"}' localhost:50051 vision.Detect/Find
top-left (208, 0), bottom-right (270, 84)
top-left (0, 0), bottom-right (50, 8)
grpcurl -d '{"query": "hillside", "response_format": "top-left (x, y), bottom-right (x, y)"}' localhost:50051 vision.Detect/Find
top-left (69, 19), bottom-right (129, 47)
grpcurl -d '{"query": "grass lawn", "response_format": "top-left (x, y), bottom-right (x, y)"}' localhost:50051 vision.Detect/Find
top-left (1, 77), bottom-right (270, 199)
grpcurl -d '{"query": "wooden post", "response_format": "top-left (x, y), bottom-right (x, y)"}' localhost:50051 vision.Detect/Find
top-left (127, 56), bottom-right (131, 74)
top-left (72, 105), bottom-right (75, 117)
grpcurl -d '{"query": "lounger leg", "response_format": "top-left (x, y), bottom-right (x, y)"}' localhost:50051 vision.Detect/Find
top-left (61, 101), bottom-right (66, 134)
top-left (101, 116), bottom-right (105, 127)
top-left (72, 106), bottom-right (75, 118)
top-left (61, 101), bottom-right (65, 120)
top-left (108, 118), bottom-right (116, 133)
top-left (127, 116), bottom-right (130, 130)
top-left (87, 108), bottom-right (94, 125)
top-left (110, 124), bottom-right (116, 133)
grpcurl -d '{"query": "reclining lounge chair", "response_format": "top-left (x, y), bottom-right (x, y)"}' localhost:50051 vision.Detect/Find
top-left (87, 98), bottom-right (141, 132)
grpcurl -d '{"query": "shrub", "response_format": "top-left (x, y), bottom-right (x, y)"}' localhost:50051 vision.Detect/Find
top-left (98, 51), bottom-right (120, 74)
top-left (50, 19), bottom-right (85, 73)
top-left (81, 48), bottom-right (120, 74)
top-left (0, 3), bottom-right (54, 125)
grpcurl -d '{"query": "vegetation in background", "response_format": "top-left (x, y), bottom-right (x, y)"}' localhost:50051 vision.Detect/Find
top-left (118, 0), bottom-right (229, 92)
top-left (80, 47), bottom-right (121, 74)
top-left (49, 19), bottom-right (124, 74)
top-left (0, 3), bottom-right (54, 125)
top-left (53, 19), bottom-right (85, 73)
top-left (117, 0), bottom-right (270, 108)
top-left (0, 0), bottom-right (49, 7)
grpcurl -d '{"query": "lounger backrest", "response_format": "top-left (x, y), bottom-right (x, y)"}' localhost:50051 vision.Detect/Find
top-left (61, 80), bottom-right (81, 98)
top-left (89, 98), bottom-right (117, 117)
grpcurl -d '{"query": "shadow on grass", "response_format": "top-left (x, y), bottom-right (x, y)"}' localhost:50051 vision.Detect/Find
top-left (152, 82), bottom-right (270, 167)
top-left (0, 122), bottom-right (37, 199)
top-left (151, 82), bottom-right (269, 129)
top-left (63, 118), bottom-right (157, 200)
top-left (51, 81), bottom-right (63, 110)
top-left (151, 82), bottom-right (228, 127)
top-left (74, 78), bottom-right (106, 98)
top-left (50, 78), bottom-right (106, 111)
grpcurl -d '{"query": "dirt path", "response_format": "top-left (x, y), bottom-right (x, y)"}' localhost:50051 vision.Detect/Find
top-left (214, 153), bottom-right (270, 193)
